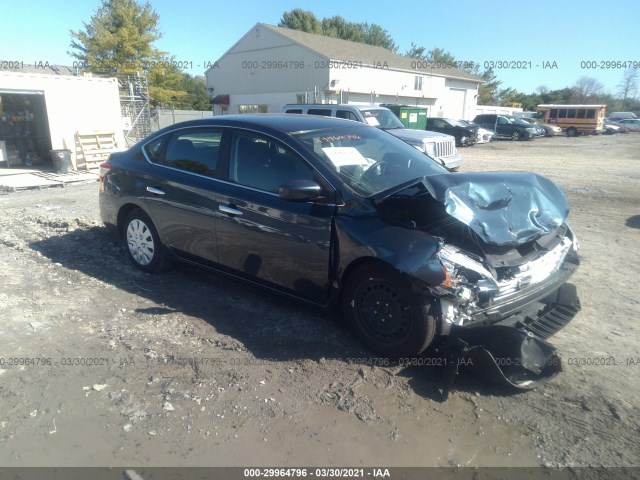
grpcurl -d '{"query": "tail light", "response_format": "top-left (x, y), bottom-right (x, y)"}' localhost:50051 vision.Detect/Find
top-left (99, 162), bottom-right (112, 190)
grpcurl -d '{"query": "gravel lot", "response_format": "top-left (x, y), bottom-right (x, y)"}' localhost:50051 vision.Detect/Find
top-left (0, 133), bottom-right (639, 469)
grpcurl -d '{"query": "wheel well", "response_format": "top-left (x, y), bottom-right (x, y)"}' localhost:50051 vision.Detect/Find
top-left (339, 256), bottom-right (437, 304)
top-left (116, 204), bottom-right (143, 238)
top-left (339, 257), bottom-right (392, 290)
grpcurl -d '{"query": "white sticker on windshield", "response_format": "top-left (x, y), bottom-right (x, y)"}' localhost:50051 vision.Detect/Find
top-left (364, 116), bottom-right (380, 126)
top-left (322, 147), bottom-right (369, 167)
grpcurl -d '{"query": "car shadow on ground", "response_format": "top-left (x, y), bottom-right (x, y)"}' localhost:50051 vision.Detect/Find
top-left (626, 215), bottom-right (640, 229)
top-left (30, 226), bottom-right (523, 402)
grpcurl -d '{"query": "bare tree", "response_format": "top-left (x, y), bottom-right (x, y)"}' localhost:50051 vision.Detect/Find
top-left (571, 76), bottom-right (604, 103)
top-left (617, 69), bottom-right (639, 109)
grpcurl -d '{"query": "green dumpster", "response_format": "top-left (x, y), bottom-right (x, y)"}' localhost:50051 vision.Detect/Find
top-left (381, 105), bottom-right (429, 130)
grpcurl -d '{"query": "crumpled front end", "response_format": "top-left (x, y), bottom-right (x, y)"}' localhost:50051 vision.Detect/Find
top-left (374, 171), bottom-right (581, 337)
top-left (434, 227), bottom-right (580, 335)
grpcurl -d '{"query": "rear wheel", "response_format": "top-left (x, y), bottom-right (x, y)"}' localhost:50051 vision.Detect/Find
top-left (123, 209), bottom-right (172, 273)
top-left (342, 264), bottom-right (436, 357)
top-left (567, 127), bottom-right (579, 137)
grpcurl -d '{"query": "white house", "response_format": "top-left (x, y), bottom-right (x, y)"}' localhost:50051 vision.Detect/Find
top-left (0, 69), bottom-right (125, 170)
top-left (206, 23), bottom-right (483, 120)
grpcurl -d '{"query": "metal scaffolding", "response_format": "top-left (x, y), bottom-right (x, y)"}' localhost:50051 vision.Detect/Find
top-left (119, 73), bottom-right (151, 146)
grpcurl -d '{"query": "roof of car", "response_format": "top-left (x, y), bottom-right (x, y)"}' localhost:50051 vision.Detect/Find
top-left (284, 104), bottom-right (388, 111)
top-left (156, 114), bottom-right (370, 135)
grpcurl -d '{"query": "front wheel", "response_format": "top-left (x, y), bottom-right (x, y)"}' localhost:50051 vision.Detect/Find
top-left (511, 131), bottom-right (521, 141)
top-left (123, 209), bottom-right (172, 273)
top-left (342, 264), bottom-right (436, 358)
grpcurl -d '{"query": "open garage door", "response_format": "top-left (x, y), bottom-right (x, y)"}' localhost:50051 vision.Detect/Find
top-left (0, 90), bottom-right (52, 168)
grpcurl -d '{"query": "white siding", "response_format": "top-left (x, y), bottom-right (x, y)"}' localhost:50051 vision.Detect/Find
top-left (0, 72), bottom-right (124, 168)
top-left (475, 105), bottom-right (524, 116)
top-left (207, 24), bottom-right (480, 119)
top-left (206, 26), bottom-right (328, 96)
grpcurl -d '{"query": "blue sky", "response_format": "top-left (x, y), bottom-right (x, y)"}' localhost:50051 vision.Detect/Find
top-left (4, 0), bottom-right (638, 95)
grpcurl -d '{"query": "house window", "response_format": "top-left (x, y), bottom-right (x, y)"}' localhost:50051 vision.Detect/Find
top-left (414, 76), bottom-right (423, 91)
top-left (239, 105), bottom-right (267, 114)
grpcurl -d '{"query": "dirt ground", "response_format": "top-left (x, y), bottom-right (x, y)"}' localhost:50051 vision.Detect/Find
top-left (0, 133), bottom-right (639, 469)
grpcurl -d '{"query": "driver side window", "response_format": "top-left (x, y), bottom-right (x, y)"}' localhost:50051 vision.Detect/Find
top-left (229, 132), bottom-right (316, 193)
top-left (497, 117), bottom-right (508, 126)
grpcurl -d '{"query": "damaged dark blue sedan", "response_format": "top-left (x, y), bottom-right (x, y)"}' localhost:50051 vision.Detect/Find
top-left (99, 114), bottom-right (580, 367)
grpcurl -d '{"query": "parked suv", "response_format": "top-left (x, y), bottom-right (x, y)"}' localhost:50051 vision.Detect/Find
top-left (283, 104), bottom-right (462, 170)
top-left (473, 114), bottom-right (537, 141)
top-left (426, 117), bottom-right (478, 147)
top-left (608, 112), bottom-right (637, 121)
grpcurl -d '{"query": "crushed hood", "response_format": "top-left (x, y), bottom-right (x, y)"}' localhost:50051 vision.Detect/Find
top-left (374, 172), bottom-right (569, 246)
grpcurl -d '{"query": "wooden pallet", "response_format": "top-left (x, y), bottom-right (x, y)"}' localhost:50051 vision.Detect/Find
top-left (76, 131), bottom-right (118, 171)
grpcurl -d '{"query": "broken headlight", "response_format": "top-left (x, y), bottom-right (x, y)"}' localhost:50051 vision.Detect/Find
top-left (437, 245), bottom-right (495, 302)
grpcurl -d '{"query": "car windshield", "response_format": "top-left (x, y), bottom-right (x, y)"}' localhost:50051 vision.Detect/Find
top-left (447, 119), bottom-right (467, 127)
top-left (359, 109), bottom-right (406, 129)
top-left (293, 126), bottom-right (447, 198)
top-left (513, 117), bottom-right (533, 126)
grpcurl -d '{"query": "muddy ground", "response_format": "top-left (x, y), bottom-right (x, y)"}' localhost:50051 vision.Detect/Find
top-left (0, 134), bottom-right (638, 469)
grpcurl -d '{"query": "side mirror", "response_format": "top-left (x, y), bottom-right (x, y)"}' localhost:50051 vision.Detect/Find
top-left (278, 179), bottom-right (323, 202)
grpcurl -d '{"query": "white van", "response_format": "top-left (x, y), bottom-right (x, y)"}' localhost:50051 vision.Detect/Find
top-left (282, 104), bottom-right (462, 170)
top-left (608, 112), bottom-right (637, 120)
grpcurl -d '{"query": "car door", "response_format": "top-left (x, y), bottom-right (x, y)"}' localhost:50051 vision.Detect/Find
top-left (474, 115), bottom-right (495, 132)
top-left (141, 127), bottom-right (225, 263)
top-left (496, 116), bottom-right (511, 137)
top-left (429, 118), bottom-right (447, 135)
top-left (212, 130), bottom-right (336, 303)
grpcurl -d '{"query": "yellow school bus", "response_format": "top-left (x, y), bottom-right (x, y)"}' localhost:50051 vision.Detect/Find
top-left (536, 104), bottom-right (606, 136)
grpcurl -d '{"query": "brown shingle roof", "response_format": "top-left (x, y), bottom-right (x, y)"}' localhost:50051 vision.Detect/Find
top-left (260, 23), bottom-right (482, 83)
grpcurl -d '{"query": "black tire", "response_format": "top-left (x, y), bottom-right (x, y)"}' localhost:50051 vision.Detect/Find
top-left (123, 209), bottom-right (172, 273)
top-left (342, 263), bottom-right (436, 358)
top-left (567, 127), bottom-right (579, 137)
top-left (511, 131), bottom-right (521, 141)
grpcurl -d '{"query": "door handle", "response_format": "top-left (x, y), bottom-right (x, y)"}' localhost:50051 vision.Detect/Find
top-left (146, 186), bottom-right (165, 195)
top-left (219, 204), bottom-right (243, 216)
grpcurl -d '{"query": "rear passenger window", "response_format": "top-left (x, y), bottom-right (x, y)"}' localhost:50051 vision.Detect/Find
top-left (285, 109), bottom-right (303, 114)
top-left (143, 137), bottom-right (165, 163)
top-left (162, 129), bottom-right (222, 177)
top-left (307, 109), bottom-right (332, 116)
top-left (336, 110), bottom-right (358, 121)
